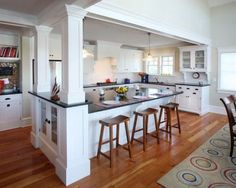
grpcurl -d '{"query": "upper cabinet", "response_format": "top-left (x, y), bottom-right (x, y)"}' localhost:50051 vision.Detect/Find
top-left (117, 48), bottom-right (143, 73)
top-left (49, 34), bottom-right (62, 60)
top-left (179, 45), bottom-right (210, 72)
top-left (96, 41), bottom-right (121, 60)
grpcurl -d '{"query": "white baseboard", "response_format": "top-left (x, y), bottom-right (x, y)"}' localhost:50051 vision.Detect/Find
top-left (208, 105), bottom-right (226, 115)
top-left (21, 117), bottom-right (32, 127)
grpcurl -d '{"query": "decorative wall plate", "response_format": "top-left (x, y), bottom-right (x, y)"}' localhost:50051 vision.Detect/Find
top-left (192, 72), bottom-right (200, 79)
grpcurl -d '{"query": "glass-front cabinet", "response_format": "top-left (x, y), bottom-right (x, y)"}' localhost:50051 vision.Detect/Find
top-left (39, 99), bottom-right (58, 147)
top-left (179, 46), bottom-right (208, 72)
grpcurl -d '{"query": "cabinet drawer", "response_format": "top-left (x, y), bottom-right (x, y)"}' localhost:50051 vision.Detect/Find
top-left (0, 94), bottom-right (21, 102)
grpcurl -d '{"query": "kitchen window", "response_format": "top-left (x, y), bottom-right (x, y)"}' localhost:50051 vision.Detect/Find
top-left (160, 56), bottom-right (174, 76)
top-left (146, 57), bottom-right (159, 75)
top-left (218, 48), bottom-right (236, 92)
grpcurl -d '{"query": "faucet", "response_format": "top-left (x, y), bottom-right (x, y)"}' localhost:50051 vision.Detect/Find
top-left (155, 76), bottom-right (159, 83)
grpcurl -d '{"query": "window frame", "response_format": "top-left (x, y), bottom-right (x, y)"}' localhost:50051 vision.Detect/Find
top-left (145, 57), bottom-right (159, 75)
top-left (217, 47), bottom-right (236, 93)
top-left (160, 55), bottom-right (175, 76)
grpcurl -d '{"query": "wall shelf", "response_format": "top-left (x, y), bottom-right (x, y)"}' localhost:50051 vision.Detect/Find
top-left (0, 57), bottom-right (20, 63)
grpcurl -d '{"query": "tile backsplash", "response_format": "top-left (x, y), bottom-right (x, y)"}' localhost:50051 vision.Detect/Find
top-left (0, 62), bottom-right (19, 89)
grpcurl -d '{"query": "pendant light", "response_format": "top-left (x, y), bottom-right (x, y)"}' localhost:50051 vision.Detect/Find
top-left (145, 32), bottom-right (153, 61)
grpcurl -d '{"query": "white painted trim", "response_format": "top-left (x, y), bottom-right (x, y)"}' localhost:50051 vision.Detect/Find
top-left (21, 117), bottom-right (32, 127)
top-left (208, 105), bottom-right (226, 115)
top-left (86, 1), bottom-right (211, 45)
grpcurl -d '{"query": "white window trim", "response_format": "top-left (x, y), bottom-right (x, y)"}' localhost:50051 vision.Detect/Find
top-left (160, 55), bottom-right (175, 76)
top-left (145, 56), bottom-right (159, 75)
top-left (217, 47), bottom-right (236, 93)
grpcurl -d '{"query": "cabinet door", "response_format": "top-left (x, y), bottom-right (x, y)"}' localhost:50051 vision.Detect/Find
top-left (51, 106), bottom-right (58, 145)
top-left (49, 34), bottom-right (62, 60)
top-left (194, 49), bottom-right (206, 70)
top-left (133, 50), bottom-right (143, 72)
top-left (40, 101), bottom-right (47, 135)
top-left (181, 50), bottom-right (191, 69)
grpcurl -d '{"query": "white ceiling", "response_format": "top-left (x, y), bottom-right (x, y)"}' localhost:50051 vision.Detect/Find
top-left (84, 18), bottom-right (190, 48)
top-left (208, 0), bottom-right (236, 7)
top-left (0, 0), bottom-right (53, 15)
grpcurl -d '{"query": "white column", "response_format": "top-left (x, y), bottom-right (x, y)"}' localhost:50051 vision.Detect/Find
top-left (54, 5), bottom-right (90, 186)
top-left (33, 25), bottom-right (52, 92)
top-left (60, 5), bottom-right (87, 104)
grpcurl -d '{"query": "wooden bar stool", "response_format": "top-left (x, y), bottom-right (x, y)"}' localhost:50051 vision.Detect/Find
top-left (131, 108), bottom-right (159, 151)
top-left (97, 115), bottom-right (132, 168)
top-left (157, 102), bottom-right (181, 139)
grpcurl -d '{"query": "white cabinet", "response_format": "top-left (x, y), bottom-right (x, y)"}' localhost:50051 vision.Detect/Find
top-left (0, 94), bottom-right (22, 131)
top-left (39, 100), bottom-right (58, 148)
top-left (49, 34), bottom-right (61, 60)
top-left (96, 41), bottom-right (121, 60)
top-left (83, 44), bottom-right (95, 74)
top-left (176, 85), bottom-right (209, 115)
top-left (179, 46), bottom-right (209, 72)
top-left (117, 49), bottom-right (143, 72)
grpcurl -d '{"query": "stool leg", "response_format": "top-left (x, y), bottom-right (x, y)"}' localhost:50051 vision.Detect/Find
top-left (131, 114), bottom-right (138, 144)
top-left (109, 125), bottom-right (114, 168)
top-left (124, 121), bottom-right (132, 158)
top-left (158, 108), bottom-right (163, 130)
top-left (143, 115), bottom-right (147, 151)
top-left (97, 124), bottom-right (105, 159)
top-left (154, 113), bottom-right (159, 144)
top-left (176, 107), bottom-right (181, 134)
top-left (116, 124), bottom-right (120, 147)
top-left (146, 115), bottom-right (149, 140)
top-left (167, 109), bottom-right (172, 139)
top-left (165, 109), bottom-right (168, 132)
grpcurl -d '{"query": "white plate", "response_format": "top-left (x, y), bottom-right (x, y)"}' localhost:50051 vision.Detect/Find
top-left (102, 100), bottom-right (120, 105)
top-left (133, 95), bottom-right (148, 99)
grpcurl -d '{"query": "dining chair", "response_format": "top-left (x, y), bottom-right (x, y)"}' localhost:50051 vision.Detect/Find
top-left (220, 96), bottom-right (236, 157)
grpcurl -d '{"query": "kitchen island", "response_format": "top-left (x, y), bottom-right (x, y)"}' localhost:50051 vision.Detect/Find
top-left (86, 87), bottom-right (182, 157)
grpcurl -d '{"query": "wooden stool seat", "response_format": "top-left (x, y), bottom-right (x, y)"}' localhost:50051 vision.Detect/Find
top-left (97, 115), bottom-right (132, 168)
top-left (131, 108), bottom-right (159, 151)
top-left (158, 102), bottom-right (181, 139)
top-left (160, 102), bottom-right (179, 109)
top-left (99, 115), bottom-right (129, 126)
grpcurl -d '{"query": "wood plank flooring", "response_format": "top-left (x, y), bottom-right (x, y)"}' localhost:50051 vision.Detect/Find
top-left (0, 112), bottom-right (227, 188)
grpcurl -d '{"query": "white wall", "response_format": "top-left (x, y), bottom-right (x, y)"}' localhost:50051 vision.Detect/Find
top-left (99, 0), bottom-right (211, 40)
top-left (209, 2), bottom-right (236, 107)
top-left (21, 36), bottom-right (33, 119)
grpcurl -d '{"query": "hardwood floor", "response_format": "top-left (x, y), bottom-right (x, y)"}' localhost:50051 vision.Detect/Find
top-left (0, 112), bottom-right (227, 188)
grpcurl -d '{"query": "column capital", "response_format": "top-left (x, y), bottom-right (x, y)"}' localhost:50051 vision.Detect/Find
top-left (65, 4), bottom-right (87, 19)
top-left (34, 25), bottom-right (53, 34)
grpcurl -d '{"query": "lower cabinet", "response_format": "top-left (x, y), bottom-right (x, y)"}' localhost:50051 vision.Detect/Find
top-left (39, 100), bottom-right (58, 149)
top-left (0, 94), bottom-right (22, 131)
top-left (176, 85), bottom-right (209, 115)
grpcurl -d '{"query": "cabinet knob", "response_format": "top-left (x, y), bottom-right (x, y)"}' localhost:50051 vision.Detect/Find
top-left (7, 104), bottom-right (10, 107)
top-left (5, 98), bottom-right (10, 100)
top-left (193, 92), bottom-right (196, 95)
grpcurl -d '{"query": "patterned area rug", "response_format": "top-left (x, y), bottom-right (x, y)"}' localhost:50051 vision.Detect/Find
top-left (157, 125), bottom-right (236, 188)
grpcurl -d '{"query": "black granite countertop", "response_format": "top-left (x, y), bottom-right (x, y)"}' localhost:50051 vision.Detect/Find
top-left (175, 82), bottom-right (210, 87)
top-left (84, 82), bottom-right (209, 88)
top-left (87, 87), bottom-right (182, 113)
top-left (28, 91), bottom-right (90, 108)
top-left (0, 91), bottom-right (22, 96)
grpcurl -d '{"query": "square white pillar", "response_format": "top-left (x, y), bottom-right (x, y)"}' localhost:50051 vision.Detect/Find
top-left (60, 5), bottom-right (87, 104)
top-left (33, 25), bottom-right (52, 93)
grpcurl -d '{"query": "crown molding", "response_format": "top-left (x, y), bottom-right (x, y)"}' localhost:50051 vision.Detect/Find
top-left (86, 1), bottom-right (211, 45)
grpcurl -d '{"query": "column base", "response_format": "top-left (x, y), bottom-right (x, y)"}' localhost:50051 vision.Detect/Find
top-left (55, 158), bottom-right (90, 186)
top-left (31, 131), bottom-right (40, 148)
top-left (60, 90), bottom-right (85, 104)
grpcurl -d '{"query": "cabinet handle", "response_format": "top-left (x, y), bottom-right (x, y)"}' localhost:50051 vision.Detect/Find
top-left (45, 119), bottom-right (51, 124)
top-left (7, 104), bottom-right (10, 107)
top-left (179, 87), bottom-right (182, 89)
top-left (193, 92), bottom-right (196, 95)
top-left (166, 87), bottom-right (169, 89)
top-left (5, 98), bottom-right (11, 100)
top-left (186, 88), bottom-right (190, 90)
top-left (195, 88), bottom-right (199, 91)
